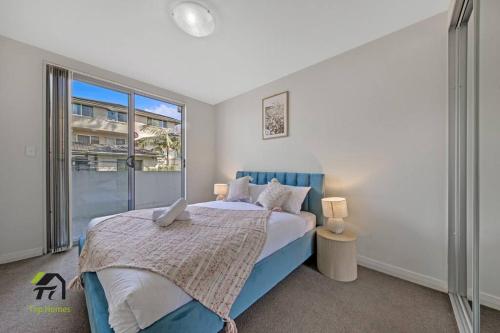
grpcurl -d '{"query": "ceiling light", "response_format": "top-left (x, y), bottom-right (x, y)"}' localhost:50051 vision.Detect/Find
top-left (172, 2), bottom-right (215, 37)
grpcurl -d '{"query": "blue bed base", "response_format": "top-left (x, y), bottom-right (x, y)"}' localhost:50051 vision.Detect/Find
top-left (81, 171), bottom-right (324, 333)
top-left (80, 229), bottom-right (315, 333)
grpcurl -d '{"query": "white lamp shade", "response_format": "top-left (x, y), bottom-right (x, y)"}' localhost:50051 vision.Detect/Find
top-left (213, 183), bottom-right (228, 196)
top-left (321, 197), bottom-right (348, 218)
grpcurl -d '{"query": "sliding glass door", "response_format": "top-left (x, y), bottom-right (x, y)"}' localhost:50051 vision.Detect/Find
top-left (69, 74), bottom-right (184, 240)
top-left (70, 77), bottom-right (131, 239)
top-left (133, 94), bottom-right (183, 209)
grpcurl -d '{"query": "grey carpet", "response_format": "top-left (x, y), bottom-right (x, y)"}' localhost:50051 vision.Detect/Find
top-left (482, 305), bottom-right (500, 333)
top-left (0, 247), bottom-right (89, 333)
top-left (0, 247), bottom-right (497, 333)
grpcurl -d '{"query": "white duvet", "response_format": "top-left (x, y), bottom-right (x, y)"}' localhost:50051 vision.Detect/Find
top-left (89, 201), bottom-right (315, 333)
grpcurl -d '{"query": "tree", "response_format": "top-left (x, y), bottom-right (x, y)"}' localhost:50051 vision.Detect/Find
top-left (136, 125), bottom-right (180, 168)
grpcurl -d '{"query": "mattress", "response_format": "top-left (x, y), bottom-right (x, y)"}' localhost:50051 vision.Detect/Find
top-left (88, 201), bottom-right (316, 333)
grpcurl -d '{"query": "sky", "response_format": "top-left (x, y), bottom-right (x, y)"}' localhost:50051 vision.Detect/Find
top-left (72, 80), bottom-right (182, 120)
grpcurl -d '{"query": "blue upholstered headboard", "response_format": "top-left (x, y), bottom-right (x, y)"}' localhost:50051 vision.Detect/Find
top-left (236, 171), bottom-right (325, 225)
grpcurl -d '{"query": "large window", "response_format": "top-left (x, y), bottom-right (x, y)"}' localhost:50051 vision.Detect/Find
top-left (72, 103), bottom-right (93, 117)
top-left (69, 76), bottom-right (184, 242)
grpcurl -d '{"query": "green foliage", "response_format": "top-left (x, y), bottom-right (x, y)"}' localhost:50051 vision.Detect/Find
top-left (136, 125), bottom-right (181, 167)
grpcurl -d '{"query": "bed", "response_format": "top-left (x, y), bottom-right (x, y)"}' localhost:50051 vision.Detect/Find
top-left (79, 171), bottom-right (325, 333)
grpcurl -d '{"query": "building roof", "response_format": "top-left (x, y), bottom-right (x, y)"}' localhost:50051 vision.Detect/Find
top-left (72, 97), bottom-right (181, 124)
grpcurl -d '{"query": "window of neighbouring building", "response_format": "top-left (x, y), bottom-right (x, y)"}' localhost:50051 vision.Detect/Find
top-left (105, 137), bottom-right (126, 145)
top-left (72, 103), bottom-right (94, 117)
top-left (77, 135), bottom-right (99, 145)
top-left (77, 135), bottom-right (90, 145)
top-left (147, 117), bottom-right (167, 128)
top-left (107, 110), bottom-right (128, 122)
top-left (118, 112), bottom-right (128, 122)
top-left (134, 159), bottom-right (143, 171)
top-left (117, 159), bottom-right (128, 171)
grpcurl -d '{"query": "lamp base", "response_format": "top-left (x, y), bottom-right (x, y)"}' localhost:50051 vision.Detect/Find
top-left (326, 218), bottom-right (345, 234)
top-left (215, 195), bottom-right (225, 201)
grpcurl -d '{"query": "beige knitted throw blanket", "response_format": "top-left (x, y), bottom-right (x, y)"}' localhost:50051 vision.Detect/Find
top-left (72, 206), bottom-right (271, 333)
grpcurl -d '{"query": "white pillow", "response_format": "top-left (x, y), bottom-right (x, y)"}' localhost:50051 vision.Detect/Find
top-left (282, 185), bottom-right (311, 215)
top-left (256, 181), bottom-right (290, 210)
top-left (226, 176), bottom-right (251, 202)
top-left (249, 184), bottom-right (267, 203)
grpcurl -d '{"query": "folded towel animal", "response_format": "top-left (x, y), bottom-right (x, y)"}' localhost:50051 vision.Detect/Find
top-left (175, 210), bottom-right (191, 221)
top-left (152, 207), bottom-right (191, 222)
top-left (152, 208), bottom-right (165, 221)
top-left (152, 198), bottom-right (188, 227)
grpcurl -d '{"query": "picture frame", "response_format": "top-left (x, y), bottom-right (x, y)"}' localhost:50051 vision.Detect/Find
top-left (262, 91), bottom-right (288, 139)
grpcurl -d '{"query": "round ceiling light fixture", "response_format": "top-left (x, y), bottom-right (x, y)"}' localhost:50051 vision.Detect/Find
top-left (172, 1), bottom-right (215, 37)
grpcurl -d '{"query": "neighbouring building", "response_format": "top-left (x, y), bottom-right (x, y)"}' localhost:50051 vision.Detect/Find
top-left (71, 97), bottom-right (181, 172)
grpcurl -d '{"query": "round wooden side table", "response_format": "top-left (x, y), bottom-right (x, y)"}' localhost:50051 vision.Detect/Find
top-left (316, 226), bottom-right (358, 282)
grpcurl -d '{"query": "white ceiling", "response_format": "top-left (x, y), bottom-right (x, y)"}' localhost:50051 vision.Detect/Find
top-left (0, 0), bottom-right (448, 105)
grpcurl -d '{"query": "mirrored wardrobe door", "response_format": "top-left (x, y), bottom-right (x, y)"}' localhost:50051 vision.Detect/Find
top-left (465, 3), bottom-right (475, 318)
top-left (448, 1), bottom-right (481, 332)
top-left (478, 0), bottom-right (500, 331)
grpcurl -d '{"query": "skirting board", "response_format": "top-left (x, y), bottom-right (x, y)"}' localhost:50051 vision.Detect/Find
top-left (0, 247), bottom-right (44, 265)
top-left (466, 289), bottom-right (500, 311)
top-left (357, 255), bottom-right (448, 293)
top-left (480, 292), bottom-right (500, 311)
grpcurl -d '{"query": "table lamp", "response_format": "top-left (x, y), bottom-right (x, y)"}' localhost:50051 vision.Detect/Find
top-left (321, 197), bottom-right (348, 234)
top-left (213, 183), bottom-right (228, 200)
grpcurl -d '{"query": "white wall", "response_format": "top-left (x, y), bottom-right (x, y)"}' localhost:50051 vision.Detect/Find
top-left (0, 35), bottom-right (215, 263)
top-left (479, 0), bottom-right (500, 310)
top-left (215, 13), bottom-right (449, 290)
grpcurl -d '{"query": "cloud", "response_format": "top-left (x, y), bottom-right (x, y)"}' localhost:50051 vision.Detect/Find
top-left (145, 104), bottom-right (181, 120)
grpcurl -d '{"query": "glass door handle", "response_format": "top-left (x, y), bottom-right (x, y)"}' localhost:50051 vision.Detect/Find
top-left (126, 155), bottom-right (135, 168)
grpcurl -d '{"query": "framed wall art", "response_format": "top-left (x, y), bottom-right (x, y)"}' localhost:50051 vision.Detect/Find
top-left (262, 91), bottom-right (288, 139)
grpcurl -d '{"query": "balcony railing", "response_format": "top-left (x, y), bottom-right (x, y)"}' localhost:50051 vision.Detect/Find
top-left (71, 170), bottom-right (182, 240)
